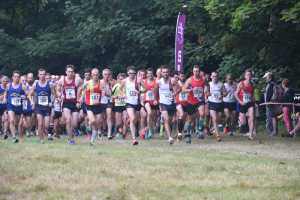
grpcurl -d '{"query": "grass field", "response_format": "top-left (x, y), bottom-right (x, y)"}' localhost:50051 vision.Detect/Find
top-left (1, 132), bottom-right (300, 200)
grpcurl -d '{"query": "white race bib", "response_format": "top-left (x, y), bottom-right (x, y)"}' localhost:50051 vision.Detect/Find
top-left (244, 93), bottom-right (252, 103)
top-left (0, 98), bottom-right (3, 104)
top-left (224, 92), bottom-right (235, 102)
top-left (193, 88), bottom-right (203, 98)
top-left (179, 93), bottom-right (188, 101)
top-left (90, 93), bottom-right (100, 104)
top-left (66, 89), bottom-right (75, 99)
top-left (38, 96), bottom-right (48, 106)
top-left (128, 91), bottom-right (138, 100)
top-left (11, 97), bottom-right (21, 106)
top-left (211, 92), bottom-right (220, 101)
top-left (54, 100), bottom-right (61, 112)
top-left (22, 100), bottom-right (28, 110)
top-left (146, 91), bottom-right (155, 101)
top-left (117, 98), bottom-right (125, 104)
top-left (161, 92), bottom-right (173, 102)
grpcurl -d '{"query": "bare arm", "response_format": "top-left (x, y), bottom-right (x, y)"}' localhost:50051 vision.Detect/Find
top-left (3, 84), bottom-right (9, 104)
top-left (173, 79), bottom-right (182, 95)
top-left (118, 80), bottom-right (126, 98)
top-left (153, 80), bottom-right (160, 105)
top-left (234, 82), bottom-right (244, 105)
top-left (50, 83), bottom-right (56, 103)
top-left (139, 78), bottom-right (147, 94)
top-left (56, 79), bottom-right (64, 98)
top-left (181, 78), bottom-right (192, 93)
top-left (77, 82), bottom-right (89, 102)
top-left (220, 83), bottom-right (228, 98)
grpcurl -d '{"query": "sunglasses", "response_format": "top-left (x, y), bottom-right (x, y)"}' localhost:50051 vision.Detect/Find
top-left (129, 72), bottom-right (136, 75)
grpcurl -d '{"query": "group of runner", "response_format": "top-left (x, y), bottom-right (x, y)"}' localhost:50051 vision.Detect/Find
top-left (0, 65), bottom-right (260, 146)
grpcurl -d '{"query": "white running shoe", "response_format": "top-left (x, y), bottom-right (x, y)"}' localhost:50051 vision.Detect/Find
top-left (244, 132), bottom-right (250, 136)
top-left (169, 137), bottom-right (174, 145)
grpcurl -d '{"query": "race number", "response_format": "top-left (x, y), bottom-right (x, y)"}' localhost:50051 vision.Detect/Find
top-left (117, 98), bottom-right (125, 104)
top-left (0, 98), bottom-right (3, 104)
top-left (146, 91), bottom-right (154, 101)
top-left (243, 93), bottom-right (252, 103)
top-left (128, 91), bottom-right (138, 100)
top-left (211, 92), bottom-right (220, 102)
top-left (161, 92), bottom-right (173, 102)
top-left (22, 100), bottom-right (28, 110)
top-left (11, 97), bottom-right (21, 106)
top-left (90, 93), bottom-right (100, 104)
top-left (193, 88), bottom-right (203, 98)
top-left (179, 93), bottom-right (188, 101)
top-left (224, 92), bottom-right (235, 102)
top-left (38, 96), bottom-right (48, 106)
top-left (65, 89), bottom-right (75, 99)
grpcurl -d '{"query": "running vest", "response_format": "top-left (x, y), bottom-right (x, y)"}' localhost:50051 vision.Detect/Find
top-left (23, 86), bottom-right (32, 112)
top-left (113, 82), bottom-right (126, 106)
top-left (159, 77), bottom-right (175, 105)
top-left (63, 76), bottom-right (78, 103)
top-left (125, 76), bottom-right (141, 105)
top-left (36, 81), bottom-right (51, 106)
top-left (176, 82), bottom-right (188, 106)
top-left (0, 85), bottom-right (7, 109)
top-left (54, 98), bottom-right (63, 112)
top-left (208, 81), bottom-right (223, 103)
top-left (101, 81), bottom-right (112, 104)
top-left (8, 83), bottom-right (24, 107)
top-left (239, 81), bottom-right (254, 103)
top-left (223, 83), bottom-right (236, 103)
top-left (188, 76), bottom-right (205, 105)
top-left (86, 80), bottom-right (102, 105)
top-left (143, 79), bottom-right (156, 105)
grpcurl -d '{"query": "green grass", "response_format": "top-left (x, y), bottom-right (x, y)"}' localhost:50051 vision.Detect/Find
top-left (1, 132), bottom-right (300, 200)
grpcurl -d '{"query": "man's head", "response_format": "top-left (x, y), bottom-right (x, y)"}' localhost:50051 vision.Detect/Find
top-left (146, 68), bottom-right (154, 80)
top-left (205, 73), bottom-right (210, 82)
top-left (211, 71), bottom-right (218, 83)
top-left (226, 73), bottom-right (233, 84)
top-left (138, 70), bottom-right (146, 80)
top-left (51, 75), bottom-right (55, 80)
top-left (109, 73), bottom-right (113, 81)
top-left (172, 71), bottom-right (179, 82)
top-left (200, 71), bottom-right (205, 77)
top-left (193, 65), bottom-right (200, 78)
top-left (91, 68), bottom-right (100, 81)
top-left (84, 68), bottom-right (91, 81)
top-left (117, 73), bottom-right (126, 82)
top-left (263, 72), bottom-right (270, 81)
top-left (267, 72), bottom-right (274, 82)
top-left (179, 70), bottom-right (186, 82)
top-left (102, 69), bottom-right (111, 81)
top-left (38, 68), bottom-right (46, 81)
top-left (65, 65), bottom-right (76, 78)
top-left (245, 69), bottom-right (252, 81)
top-left (160, 65), bottom-right (170, 79)
top-left (156, 68), bottom-right (162, 79)
top-left (20, 76), bottom-right (27, 84)
top-left (46, 72), bottom-right (51, 82)
top-left (127, 65), bottom-right (136, 79)
top-left (55, 75), bottom-right (60, 81)
top-left (12, 70), bottom-right (21, 83)
top-left (1, 76), bottom-right (9, 87)
top-left (27, 73), bottom-right (34, 86)
top-left (282, 79), bottom-right (290, 89)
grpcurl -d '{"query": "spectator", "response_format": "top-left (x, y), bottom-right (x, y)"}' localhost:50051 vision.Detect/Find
top-left (281, 79), bottom-right (294, 137)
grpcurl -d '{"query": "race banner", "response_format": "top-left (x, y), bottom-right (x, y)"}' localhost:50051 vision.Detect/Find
top-left (175, 14), bottom-right (186, 71)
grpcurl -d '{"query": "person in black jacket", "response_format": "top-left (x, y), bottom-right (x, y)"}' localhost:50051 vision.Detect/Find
top-left (281, 79), bottom-right (294, 137)
top-left (262, 72), bottom-right (278, 136)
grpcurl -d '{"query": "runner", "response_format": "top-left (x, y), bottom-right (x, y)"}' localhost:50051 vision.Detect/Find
top-left (182, 65), bottom-right (209, 143)
top-left (153, 65), bottom-right (182, 145)
top-left (223, 73), bottom-right (238, 136)
top-left (100, 69), bottom-right (115, 140)
top-left (143, 68), bottom-right (159, 139)
top-left (234, 69), bottom-right (258, 141)
top-left (175, 70), bottom-right (188, 141)
top-left (57, 65), bottom-right (84, 145)
top-left (53, 79), bottom-right (62, 139)
top-left (118, 65), bottom-right (147, 145)
top-left (78, 68), bottom-right (109, 146)
top-left (3, 70), bottom-right (30, 143)
top-left (0, 76), bottom-right (9, 139)
top-left (207, 71), bottom-right (228, 141)
top-left (29, 69), bottom-right (56, 144)
top-left (26, 73), bottom-right (36, 137)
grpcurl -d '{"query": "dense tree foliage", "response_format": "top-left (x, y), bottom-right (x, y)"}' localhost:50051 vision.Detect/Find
top-left (0, 0), bottom-right (299, 90)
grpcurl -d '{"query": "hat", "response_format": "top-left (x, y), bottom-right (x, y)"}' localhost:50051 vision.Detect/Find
top-left (263, 72), bottom-right (270, 79)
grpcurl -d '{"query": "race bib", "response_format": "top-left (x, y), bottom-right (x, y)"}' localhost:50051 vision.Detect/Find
top-left (193, 88), bottom-right (203, 98)
top-left (224, 92), bottom-right (235, 102)
top-left (146, 91), bottom-right (154, 101)
top-left (38, 96), bottom-right (48, 106)
top-left (179, 93), bottom-right (188, 101)
top-left (0, 98), bottom-right (3, 104)
top-left (66, 89), bottom-right (75, 99)
top-left (161, 92), bottom-right (173, 102)
top-left (90, 93), bottom-right (100, 104)
top-left (22, 100), bottom-right (28, 110)
top-left (117, 98), bottom-right (125, 104)
top-left (128, 91), bottom-right (138, 100)
top-left (11, 97), bottom-right (21, 106)
top-left (211, 92), bottom-right (220, 101)
top-left (244, 93), bottom-right (252, 103)
top-left (54, 100), bottom-right (61, 111)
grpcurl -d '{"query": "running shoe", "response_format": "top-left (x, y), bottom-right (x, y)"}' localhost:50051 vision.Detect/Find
top-left (122, 135), bottom-right (126, 140)
top-left (74, 129), bottom-right (80, 136)
top-left (177, 133), bottom-right (183, 140)
top-left (3, 134), bottom-right (8, 139)
top-left (244, 132), bottom-right (250, 136)
top-left (87, 136), bottom-right (91, 140)
top-left (185, 134), bottom-right (191, 144)
top-left (15, 130), bottom-right (19, 135)
top-left (248, 136), bottom-right (254, 141)
top-left (70, 140), bottom-right (74, 145)
top-left (30, 131), bottom-right (34, 136)
top-left (103, 130), bottom-right (108, 136)
top-left (135, 131), bottom-right (139, 138)
top-left (78, 129), bottom-right (83, 136)
top-left (48, 137), bottom-right (53, 141)
top-left (159, 132), bottom-right (164, 137)
top-left (108, 134), bottom-right (113, 140)
top-left (90, 141), bottom-right (95, 146)
top-left (141, 135), bottom-right (145, 140)
top-left (223, 126), bottom-right (228, 134)
top-left (217, 135), bottom-right (221, 141)
top-left (21, 138), bottom-right (24, 142)
top-left (198, 131), bottom-right (204, 139)
top-left (63, 130), bottom-right (68, 135)
top-left (141, 129), bottom-right (146, 136)
top-left (229, 133), bottom-right (234, 137)
top-left (169, 137), bottom-right (174, 145)
top-left (87, 124), bottom-right (92, 134)
top-left (54, 133), bottom-right (60, 138)
top-left (27, 134), bottom-right (30, 138)
top-left (147, 131), bottom-right (153, 139)
top-left (133, 139), bottom-right (138, 145)
top-left (111, 133), bottom-right (115, 138)
top-left (98, 133), bottom-right (103, 140)
top-left (125, 134), bottom-right (128, 139)
top-left (41, 140), bottom-right (44, 144)
top-left (13, 137), bottom-right (19, 143)
top-left (116, 133), bottom-right (120, 137)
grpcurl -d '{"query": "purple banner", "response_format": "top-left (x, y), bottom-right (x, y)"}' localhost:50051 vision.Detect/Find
top-left (175, 14), bottom-right (186, 71)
